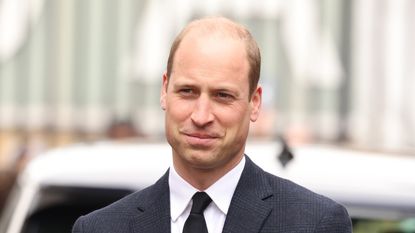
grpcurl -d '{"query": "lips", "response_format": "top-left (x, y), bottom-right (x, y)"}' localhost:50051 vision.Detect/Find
top-left (186, 133), bottom-right (217, 139)
top-left (182, 131), bottom-right (221, 147)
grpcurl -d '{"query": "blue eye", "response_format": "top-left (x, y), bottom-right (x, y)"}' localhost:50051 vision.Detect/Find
top-left (216, 92), bottom-right (234, 101)
top-left (178, 88), bottom-right (196, 97)
top-left (218, 93), bottom-right (230, 98)
top-left (180, 89), bottom-right (193, 94)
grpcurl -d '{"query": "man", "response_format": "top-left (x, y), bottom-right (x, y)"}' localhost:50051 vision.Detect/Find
top-left (72, 17), bottom-right (352, 233)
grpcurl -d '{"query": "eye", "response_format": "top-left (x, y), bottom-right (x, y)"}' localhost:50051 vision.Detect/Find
top-left (215, 92), bottom-right (234, 101)
top-left (178, 88), bottom-right (196, 97)
top-left (180, 88), bottom-right (192, 94)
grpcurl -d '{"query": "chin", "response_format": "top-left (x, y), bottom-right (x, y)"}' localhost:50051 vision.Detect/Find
top-left (185, 150), bottom-right (218, 168)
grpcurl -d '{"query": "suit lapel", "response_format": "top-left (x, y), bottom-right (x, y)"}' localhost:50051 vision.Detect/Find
top-left (130, 170), bottom-right (171, 233)
top-left (222, 156), bottom-right (273, 233)
top-left (127, 157), bottom-right (273, 233)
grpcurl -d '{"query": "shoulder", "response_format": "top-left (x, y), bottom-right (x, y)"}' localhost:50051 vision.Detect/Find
top-left (266, 170), bottom-right (334, 205)
top-left (72, 171), bottom-right (169, 233)
top-left (245, 157), bottom-right (352, 231)
top-left (71, 188), bottom-right (148, 233)
top-left (267, 170), bottom-right (346, 210)
top-left (265, 171), bottom-right (352, 231)
top-left (246, 156), bottom-right (345, 210)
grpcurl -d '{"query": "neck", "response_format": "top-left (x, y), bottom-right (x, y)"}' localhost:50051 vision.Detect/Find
top-left (172, 155), bottom-right (243, 190)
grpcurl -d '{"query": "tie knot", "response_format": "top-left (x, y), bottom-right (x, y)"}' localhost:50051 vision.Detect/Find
top-left (190, 192), bottom-right (212, 214)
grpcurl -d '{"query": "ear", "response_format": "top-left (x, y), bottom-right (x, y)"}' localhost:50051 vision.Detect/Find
top-left (160, 72), bottom-right (168, 110)
top-left (250, 86), bottom-right (262, 122)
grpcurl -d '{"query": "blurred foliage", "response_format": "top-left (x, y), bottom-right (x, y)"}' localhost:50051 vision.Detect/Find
top-left (353, 218), bottom-right (415, 233)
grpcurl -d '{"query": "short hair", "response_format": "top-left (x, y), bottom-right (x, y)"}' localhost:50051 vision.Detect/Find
top-left (166, 17), bottom-right (261, 97)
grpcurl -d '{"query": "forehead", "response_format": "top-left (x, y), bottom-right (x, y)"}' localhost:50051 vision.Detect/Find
top-left (172, 30), bottom-right (250, 80)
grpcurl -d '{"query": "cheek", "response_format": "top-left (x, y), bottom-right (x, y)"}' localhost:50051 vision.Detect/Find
top-left (217, 104), bottom-right (251, 129)
top-left (166, 99), bottom-right (193, 122)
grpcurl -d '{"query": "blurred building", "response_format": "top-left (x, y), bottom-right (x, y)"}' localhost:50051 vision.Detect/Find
top-left (0, 0), bottom-right (414, 166)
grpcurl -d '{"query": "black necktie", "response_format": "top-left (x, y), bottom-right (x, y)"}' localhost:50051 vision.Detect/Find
top-left (183, 192), bottom-right (212, 233)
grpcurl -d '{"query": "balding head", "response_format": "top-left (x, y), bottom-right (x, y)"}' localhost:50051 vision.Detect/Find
top-left (166, 17), bottom-right (261, 97)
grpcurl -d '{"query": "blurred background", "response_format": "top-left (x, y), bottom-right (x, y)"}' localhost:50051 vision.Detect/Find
top-left (0, 0), bottom-right (415, 232)
top-left (0, 0), bottom-right (414, 217)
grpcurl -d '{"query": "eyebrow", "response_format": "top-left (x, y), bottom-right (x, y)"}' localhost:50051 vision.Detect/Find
top-left (213, 87), bottom-right (240, 96)
top-left (172, 82), bottom-right (198, 89)
top-left (171, 79), bottom-right (243, 97)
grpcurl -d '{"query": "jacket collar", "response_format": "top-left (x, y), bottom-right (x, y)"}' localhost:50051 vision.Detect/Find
top-left (222, 155), bottom-right (273, 233)
top-left (129, 155), bottom-right (273, 233)
top-left (130, 170), bottom-right (171, 233)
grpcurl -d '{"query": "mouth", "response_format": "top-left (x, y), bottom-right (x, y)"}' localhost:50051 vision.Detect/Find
top-left (183, 132), bottom-right (220, 147)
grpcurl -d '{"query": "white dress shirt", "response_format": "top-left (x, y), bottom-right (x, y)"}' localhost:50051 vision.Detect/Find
top-left (169, 156), bottom-right (245, 233)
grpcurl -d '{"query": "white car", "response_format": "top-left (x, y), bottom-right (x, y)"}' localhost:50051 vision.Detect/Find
top-left (1, 140), bottom-right (415, 233)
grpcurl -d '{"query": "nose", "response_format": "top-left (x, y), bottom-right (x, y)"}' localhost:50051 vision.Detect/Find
top-left (191, 94), bottom-right (214, 127)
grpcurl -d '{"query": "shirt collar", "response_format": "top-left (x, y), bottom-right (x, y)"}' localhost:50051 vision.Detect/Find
top-left (169, 164), bottom-right (198, 222)
top-left (169, 156), bottom-right (245, 221)
top-left (205, 156), bottom-right (245, 215)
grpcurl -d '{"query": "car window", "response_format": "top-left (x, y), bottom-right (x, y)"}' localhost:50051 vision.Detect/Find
top-left (21, 186), bottom-right (134, 233)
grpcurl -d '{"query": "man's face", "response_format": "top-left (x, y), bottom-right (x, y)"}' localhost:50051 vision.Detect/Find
top-left (161, 32), bottom-right (262, 176)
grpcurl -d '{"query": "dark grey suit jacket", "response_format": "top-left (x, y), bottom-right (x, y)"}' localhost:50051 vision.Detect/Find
top-left (72, 156), bottom-right (352, 233)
